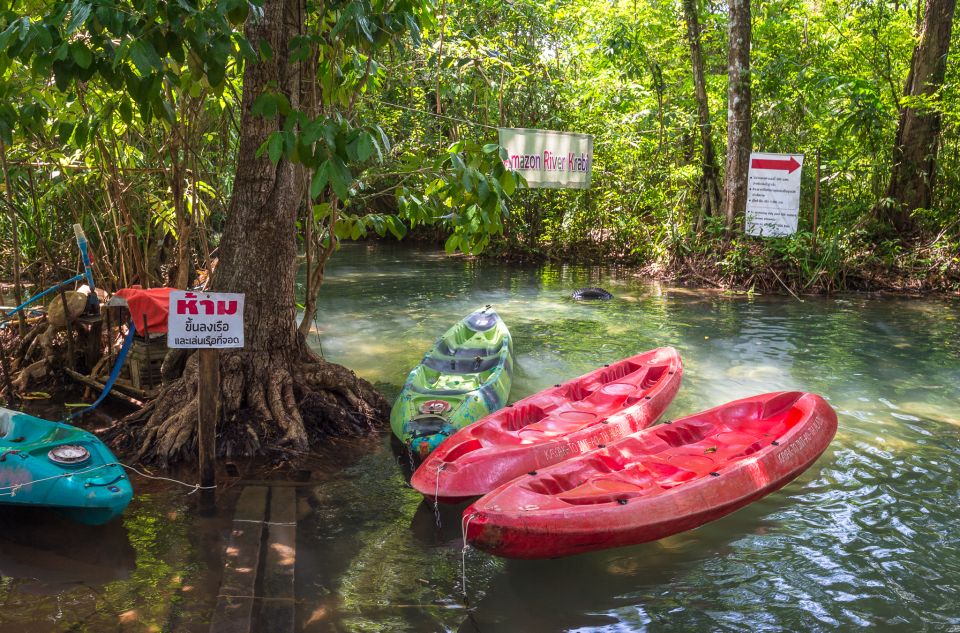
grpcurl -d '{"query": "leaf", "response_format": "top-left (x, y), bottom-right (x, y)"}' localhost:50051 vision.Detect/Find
top-left (329, 158), bottom-right (351, 200)
top-left (499, 170), bottom-right (516, 195)
top-left (70, 42), bottom-right (93, 69)
top-left (312, 202), bottom-right (331, 221)
top-left (444, 233), bottom-right (460, 254)
top-left (226, 0), bottom-right (249, 25)
top-left (385, 215), bottom-right (407, 240)
top-left (347, 132), bottom-right (375, 162)
top-left (130, 40), bottom-right (162, 74)
top-left (267, 131), bottom-right (283, 164)
top-left (21, 391), bottom-right (51, 400)
top-left (67, 1), bottom-right (92, 34)
top-left (310, 161), bottom-right (330, 198)
top-left (52, 59), bottom-right (75, 91)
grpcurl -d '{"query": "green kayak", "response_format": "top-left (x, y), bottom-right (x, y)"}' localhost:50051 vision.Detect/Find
top-left (391, 306), bottom-right (513, 459)
top-left (0, 408), bottom-right (133, 525)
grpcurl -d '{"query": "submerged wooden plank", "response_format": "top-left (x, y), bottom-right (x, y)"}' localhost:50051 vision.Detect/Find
top-left (259, 487), bottom-right (297, 633)
top-left (209, 486), bottom-right (268, 633)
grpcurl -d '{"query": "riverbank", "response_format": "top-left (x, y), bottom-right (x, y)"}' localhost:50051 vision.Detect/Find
top-left (473, 230), bottom-right (960, 296)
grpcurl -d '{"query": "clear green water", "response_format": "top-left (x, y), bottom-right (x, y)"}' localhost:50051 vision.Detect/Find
top-left (298, 243), bottom-right (960, 632)
top-left (2, 242), bottom-right (959, 631)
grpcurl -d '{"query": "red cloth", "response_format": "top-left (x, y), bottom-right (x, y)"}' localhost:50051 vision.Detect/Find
top-left (114, 287), bottom-right (174, 334)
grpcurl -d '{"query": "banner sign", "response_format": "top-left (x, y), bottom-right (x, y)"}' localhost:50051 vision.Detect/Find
top-left (167, 291), bottom-right (245, 349)
top-left (745, 152), bottom-right (804, 237)
top-left (498, 127), bottom-right (594, 189)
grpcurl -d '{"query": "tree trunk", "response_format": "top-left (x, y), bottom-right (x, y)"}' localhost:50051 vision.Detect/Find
top-left (883, 0), bottom-right (956, 233)
top-left (682, 0), bottom-right (722, 228)
top-left (722, 0), bottom-right (752, 230)
top-left (112, 0), bottom-right (389, 465)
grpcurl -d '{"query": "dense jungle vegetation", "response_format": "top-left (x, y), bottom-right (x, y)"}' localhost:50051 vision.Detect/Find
top-left (1, 0), bottom-right (958, 301)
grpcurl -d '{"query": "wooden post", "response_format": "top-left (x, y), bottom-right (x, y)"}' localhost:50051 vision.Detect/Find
top-left (0, 333), bottom-right (15, 407)
top-left (198, 349), bottom-right (219, 507)
top-left (812, 149), bottom-right (821, 252)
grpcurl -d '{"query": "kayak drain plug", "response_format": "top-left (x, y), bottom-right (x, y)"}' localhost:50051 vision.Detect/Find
top-left (709, 472), bottom-right (720, 477)
top-left (528, 471), bottom-right (537, 476)
top-left (771, 441), bottom-right (780, 446)
top-left (617, 498), bottom-right (628, 505)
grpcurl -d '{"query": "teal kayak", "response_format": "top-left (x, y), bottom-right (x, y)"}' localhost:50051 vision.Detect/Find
top-left (391, 306), bottom-right (513, 459)
top-left (0, 408), bottom-right (133, 525)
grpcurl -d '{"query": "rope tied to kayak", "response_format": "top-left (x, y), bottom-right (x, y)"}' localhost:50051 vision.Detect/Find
top-left (433, 463), bottom-right (446, 527)
top-left (461, 510), bottom-right (479, 603)
top-left (0, 461), bottom-right (218, 497)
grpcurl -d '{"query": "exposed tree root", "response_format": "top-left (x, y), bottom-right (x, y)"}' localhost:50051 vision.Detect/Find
top-left (105, 341), bottom-right (390, 466)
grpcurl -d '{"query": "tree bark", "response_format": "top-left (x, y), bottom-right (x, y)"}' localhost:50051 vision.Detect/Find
top-left (722, 0), bottom-right (752, 230)
top-left (883, 0), bottom-right (956, 233)
top-left (682, 0), bottom-right (722, 228)
top-left (113, 0), bottom-right (389, 465)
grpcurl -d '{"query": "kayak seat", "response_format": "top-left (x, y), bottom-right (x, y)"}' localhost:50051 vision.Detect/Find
top-left (441, 439), bottom-right (484, 462)
top-left (654, 420), bottom-right (714, 448)
top-left (422, 354), bottom-right (501, 374)
top-left (519, 412), bottom-right (598, 438)
top-left (434, 340), bottom-right (506, 358)
top-left (639, 364), bottom-right (668, 389)
top-left (558, 478), bottom-right (648, 505)
top-left (471, 424), bottom-right (524, 445)
top-left (496, 403), bottom-right (548, 432)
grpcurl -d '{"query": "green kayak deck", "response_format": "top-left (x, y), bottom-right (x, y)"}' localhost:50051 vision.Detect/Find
top-left (391, 306), bottom-right (513, 458)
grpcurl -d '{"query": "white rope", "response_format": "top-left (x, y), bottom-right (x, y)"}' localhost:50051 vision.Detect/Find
top-left (0, 461), bottom-right (217, 498)
top-left (461, 511), bottom-right (479, 601)
top-left (118, 462), bottom-right (217, 494)
top-left (433, 463), bottom-right (446, 527)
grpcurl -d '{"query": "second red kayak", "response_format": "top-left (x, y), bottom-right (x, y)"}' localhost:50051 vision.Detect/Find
top-left (411, 347), bottom-right (683, 502)
top-left (463, 391), bottom-right (837, 559)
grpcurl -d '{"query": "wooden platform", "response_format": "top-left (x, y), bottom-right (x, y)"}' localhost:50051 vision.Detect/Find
top-left (209, 486), bottom-right (297, 633)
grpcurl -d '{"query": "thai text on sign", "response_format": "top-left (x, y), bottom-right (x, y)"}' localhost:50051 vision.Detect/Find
top-left (498, 128), bottom-right (594, 189)
top-left (167, 291), bottom-right (245, 349)
top-left (745, 152), bottom-right (804, 237)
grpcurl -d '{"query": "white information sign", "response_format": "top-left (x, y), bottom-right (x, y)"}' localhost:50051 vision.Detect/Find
top-left (498, 127), bottom-right (593, 189)
top-left (167, 291), bottom-right (245, 349)
top-left (745, 152), bottom-right (804, 237)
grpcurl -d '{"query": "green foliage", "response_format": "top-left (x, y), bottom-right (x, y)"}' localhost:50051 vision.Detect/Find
top-left (1, 0), bottom-right (958, 295)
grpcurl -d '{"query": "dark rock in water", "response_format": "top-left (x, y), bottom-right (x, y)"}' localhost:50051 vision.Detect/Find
top-left (572, 287), bottom-right (613, 301)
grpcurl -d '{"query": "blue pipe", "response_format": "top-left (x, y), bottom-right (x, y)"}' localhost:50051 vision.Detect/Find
top-left (70, 321), bottom-right (137, 419)
top-left (1, 273), bottom-right (86, 324)
top-left (73, 224), bottom-right (95, 291)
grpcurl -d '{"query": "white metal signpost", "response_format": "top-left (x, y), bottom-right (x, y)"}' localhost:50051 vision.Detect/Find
top-left (498, 127), bottom-right (594, 189)
top-left (167, 290), bottom-right (245, 503)
top-left (745, 152), bottom-right (804, 237)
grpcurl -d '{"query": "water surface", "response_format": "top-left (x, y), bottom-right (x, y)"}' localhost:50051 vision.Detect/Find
top-left (300, 243), bottom-right (960, 632)
top-left (2, 242), bottom-right (958, 632)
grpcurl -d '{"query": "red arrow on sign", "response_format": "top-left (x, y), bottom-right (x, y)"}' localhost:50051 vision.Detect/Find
top-left (751, 156), bottom-right (801, 173)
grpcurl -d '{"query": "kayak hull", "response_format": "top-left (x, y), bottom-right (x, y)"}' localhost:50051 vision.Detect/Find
top-left (465, 391), bottom-right (837, 559)
top-left (390, 307), bottom-right (513, 458)
top-left (412, 347), bottom-right (683, 502)
top-left (1, 408), bottom-right (133, 525)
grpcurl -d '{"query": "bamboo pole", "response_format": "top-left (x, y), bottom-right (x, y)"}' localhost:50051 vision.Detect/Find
top-left (0, 137), bottom-right (26, 334)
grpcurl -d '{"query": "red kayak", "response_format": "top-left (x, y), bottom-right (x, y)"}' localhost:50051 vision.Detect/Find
top-left (464, 391), bottom-right (837, 559)
top-left (411, 347), bottom-right (683, 503)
